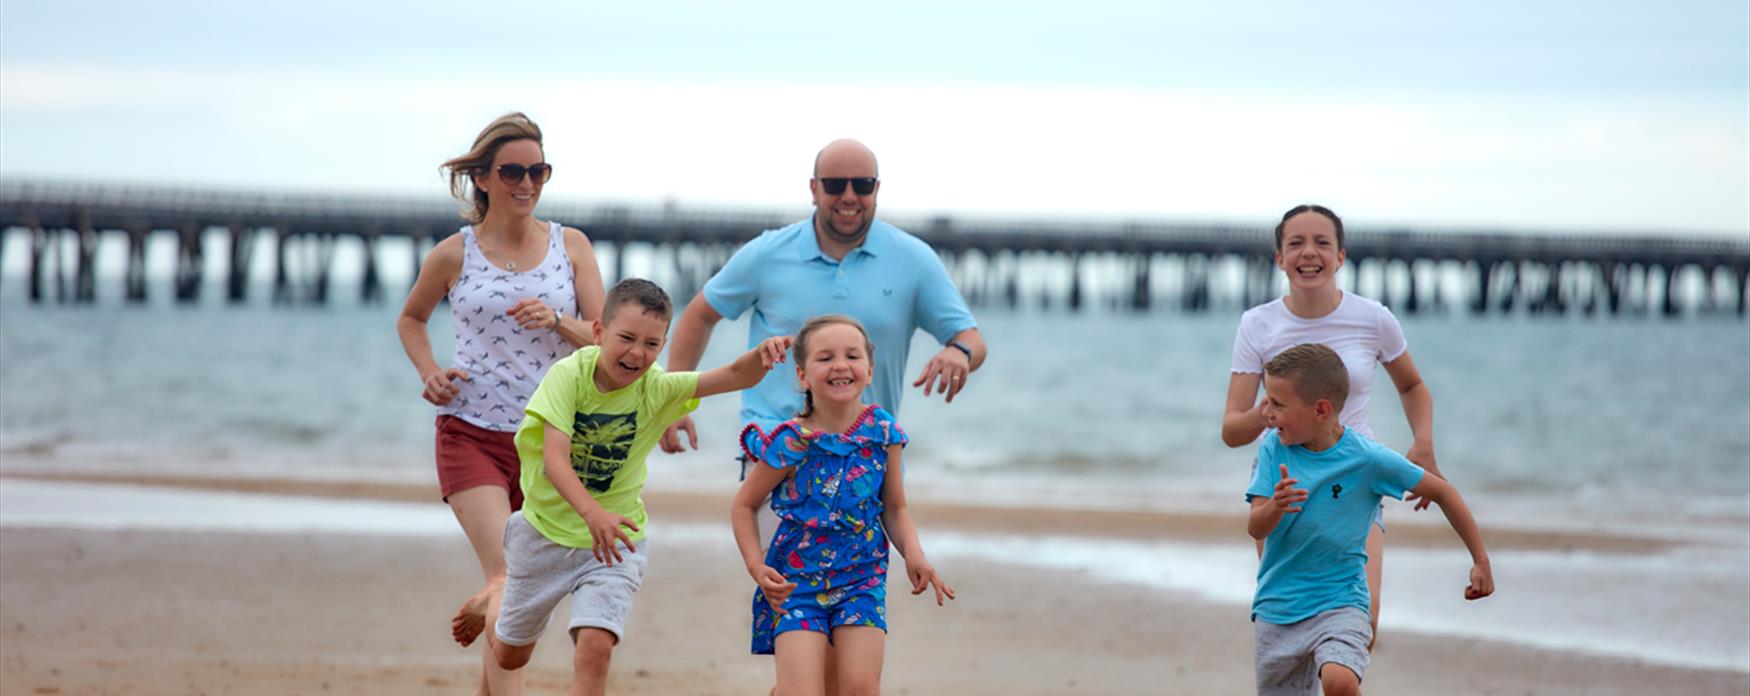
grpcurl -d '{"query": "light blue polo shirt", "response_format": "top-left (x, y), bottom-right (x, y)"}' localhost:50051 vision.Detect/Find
top-left (704, 217), bottom-right (977, 431)
top-left (1246, 429), bottom-right (1425, 624)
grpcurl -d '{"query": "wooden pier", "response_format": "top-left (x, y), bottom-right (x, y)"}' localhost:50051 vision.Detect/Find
top-left (2, 179), bottom-right (1746, 317)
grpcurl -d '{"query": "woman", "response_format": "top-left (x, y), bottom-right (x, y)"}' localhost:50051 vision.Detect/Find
top-left (1222, 204), bottom-right (1444, 649)
top-left (396, 112), bottom-right (605, 695)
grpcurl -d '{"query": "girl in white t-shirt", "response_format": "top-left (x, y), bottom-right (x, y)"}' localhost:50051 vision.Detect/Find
top-left (1222, 204), bottom-right (1445, 648)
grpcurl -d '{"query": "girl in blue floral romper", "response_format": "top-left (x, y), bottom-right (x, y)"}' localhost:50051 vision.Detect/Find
top-left (731, 315), bottom-right (955, 693)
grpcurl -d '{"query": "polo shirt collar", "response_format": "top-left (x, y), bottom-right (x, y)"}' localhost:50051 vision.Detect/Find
top-left (799, 218), bottom-right (891, 262)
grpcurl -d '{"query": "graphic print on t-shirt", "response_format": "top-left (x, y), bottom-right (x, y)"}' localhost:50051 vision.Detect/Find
top-left (570, 412), bottom-right (636, 492)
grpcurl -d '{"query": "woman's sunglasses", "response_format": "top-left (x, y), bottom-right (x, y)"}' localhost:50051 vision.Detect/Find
top-left (486, 162), bottom-right (553, 185)
top-left (817, 177), bottom-right (877, 196)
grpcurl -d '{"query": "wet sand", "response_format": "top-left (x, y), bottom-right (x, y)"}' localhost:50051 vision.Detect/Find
top-left (1, 472), bottom-right (1744, 695)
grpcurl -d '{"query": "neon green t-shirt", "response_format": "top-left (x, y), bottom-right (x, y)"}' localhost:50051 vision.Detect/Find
top-left (515, 346), bottom-right (700, 548)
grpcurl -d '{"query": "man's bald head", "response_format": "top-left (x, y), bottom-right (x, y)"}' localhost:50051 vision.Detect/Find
top-left (813, 139), bottom-right (879, 178)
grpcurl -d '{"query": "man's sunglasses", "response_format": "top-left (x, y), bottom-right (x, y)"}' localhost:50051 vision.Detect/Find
top-left (486, 163), bottom-right (553, 185)
top-left (817, 177), bottom-right (877, 196)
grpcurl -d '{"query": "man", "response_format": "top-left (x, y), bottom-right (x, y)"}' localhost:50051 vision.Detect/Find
top-left (660, 138), bottom-right (987, 459)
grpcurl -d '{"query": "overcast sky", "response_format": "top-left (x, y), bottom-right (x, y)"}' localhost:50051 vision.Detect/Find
top-left (2, 1), bottom-right (1746, 235)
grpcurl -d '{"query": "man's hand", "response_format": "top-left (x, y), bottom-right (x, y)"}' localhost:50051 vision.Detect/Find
top-left (659, 416), bottom-right (699, 454)
top-left (912, 346), bottom-right (972, 402)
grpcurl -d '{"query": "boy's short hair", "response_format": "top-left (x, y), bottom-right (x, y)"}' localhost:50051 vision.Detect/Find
top-left (601, 278), bottom-right (672, 325)
top-left (1264, 343), bottom-right (1349, 412)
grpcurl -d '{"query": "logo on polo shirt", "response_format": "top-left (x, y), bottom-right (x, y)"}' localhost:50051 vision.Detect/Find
top-left (1331, 483), bottom-right (1343, 499)
top-left (883, 289), bottom-right (893, 296)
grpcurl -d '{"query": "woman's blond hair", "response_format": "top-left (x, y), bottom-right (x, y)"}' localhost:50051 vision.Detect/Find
top-left (440, 112), bottom-right (544, 223)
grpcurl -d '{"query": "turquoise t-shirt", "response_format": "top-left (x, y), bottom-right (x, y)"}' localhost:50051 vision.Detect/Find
top-left (1246, 429), bottom-right (1424, 624)
top-left (515, 346), bottom-right (700, 548)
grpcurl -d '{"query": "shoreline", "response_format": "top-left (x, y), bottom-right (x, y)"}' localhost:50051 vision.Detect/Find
top-left (0, 469), bottom-right (1692, 555)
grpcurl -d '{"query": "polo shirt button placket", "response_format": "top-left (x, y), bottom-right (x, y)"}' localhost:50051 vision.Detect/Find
top-left (833, 263), bottom-right (850, 299)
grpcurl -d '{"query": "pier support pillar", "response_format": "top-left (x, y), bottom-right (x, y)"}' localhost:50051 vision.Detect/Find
top-left (28, 225), bottom-right (52, 302)
top-left (1738, 265), bottom-right (1748, 317)
top-left (1542, 261), bottom-right (1565, 315)
top-left (73, 211), bottom-right (97, 303)
top-left (311, 234), bottom-right (335, 305)
top-left (228, 226), bottom-right (255, 302)
top-left (1470, 261), bottom-right (1490, 315)
top-left (360, 231), bottom-right (383, 304)
top-left (124, 226), bottom-right (148, 303)
top-left (273, 228), bottom-right (293, 304)
top-left (1404, 259), bottom-right (1420, 315)
top-left (1131, 254), bottom-right (1151, 311)
top-left (1661, 264), bottom-right (1680, 317)
top-left (1068, 253), bottom-right (1083, 311)
top-left (174, 224), bottom-right (204, 302)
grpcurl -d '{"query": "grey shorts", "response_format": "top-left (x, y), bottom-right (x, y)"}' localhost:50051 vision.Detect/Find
top-left (494, 511), bottom-right (651, 646)
top-left (1252, 607), bottom-right (1371, 696)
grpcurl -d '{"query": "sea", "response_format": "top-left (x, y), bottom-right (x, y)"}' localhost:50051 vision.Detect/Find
top-left (1, 231), bottom-right (1747, 672)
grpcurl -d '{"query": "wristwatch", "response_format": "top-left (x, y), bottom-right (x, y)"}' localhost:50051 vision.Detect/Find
top-left (947, 340), bottom-right (972, 360)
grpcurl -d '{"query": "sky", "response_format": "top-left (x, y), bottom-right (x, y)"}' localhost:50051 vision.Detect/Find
top-left (1, 1), bottom-right (1746, 236)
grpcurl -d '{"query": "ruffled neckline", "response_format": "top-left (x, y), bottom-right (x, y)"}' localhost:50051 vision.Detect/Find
top-left (740, 404), bottom-right (888, 461)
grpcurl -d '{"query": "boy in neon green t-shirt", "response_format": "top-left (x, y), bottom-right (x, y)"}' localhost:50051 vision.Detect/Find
top-left (489, 278), bottom-right (792, 693)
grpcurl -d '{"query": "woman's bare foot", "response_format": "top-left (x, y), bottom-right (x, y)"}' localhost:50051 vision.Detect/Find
top-left (452, 578), bottom-right (501, 647)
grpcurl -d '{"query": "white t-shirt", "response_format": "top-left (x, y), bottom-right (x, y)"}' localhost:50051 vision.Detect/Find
top-left (1230, 292), bottom-right (1408, 439)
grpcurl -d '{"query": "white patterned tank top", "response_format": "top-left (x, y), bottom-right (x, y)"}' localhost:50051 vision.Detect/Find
top-left (437, 221), bottom-right (579, 431)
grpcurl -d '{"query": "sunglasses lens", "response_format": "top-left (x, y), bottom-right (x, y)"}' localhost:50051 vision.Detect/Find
top-left (529, 163), bottom-right (552, 183)
top-left (820, 178), bottom-right (875, 196)
top-left (496, 164), bottom-right (527, 184)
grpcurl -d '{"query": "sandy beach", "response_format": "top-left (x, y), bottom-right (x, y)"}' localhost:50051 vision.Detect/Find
top-left (1, 471), bottom-right (1746, 696)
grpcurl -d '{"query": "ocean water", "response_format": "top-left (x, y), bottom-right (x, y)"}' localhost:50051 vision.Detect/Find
top-left (2, 275), bottom-right (1745, 526)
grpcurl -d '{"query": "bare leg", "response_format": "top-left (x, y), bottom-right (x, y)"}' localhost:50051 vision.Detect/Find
top-left (829, 626), bottom-right (885, 696)
top-left (823, 644), bottom-right (839, 696)
top-left (569, 627), bottom-right (616, 696)
top-left (773, 631), bottom-right (830, 696)
top-left (447, 485), bottom-right (521, 696)
top-left (1320, 662), bottom-right (1362, 696)
top-left (1365, 524), bottom-right (1384, 652)
top-left (491, 631), bottom-right (536, 671)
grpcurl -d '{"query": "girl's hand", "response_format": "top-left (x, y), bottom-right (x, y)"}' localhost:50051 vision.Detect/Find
top-left (750, 564), bottom-right (796, 610)
top-left (755, 336), bottom-right (794, 370)
top-left (581, 507), bottom-right (639, 565)
top-left (906, 557), bottom-right (956, 606)
top-left (1272, 464), bottom-right (1308, 513)
top-left (421, 367), bottom-right (470, 406)
top-left (1404, 441), bottom-right (1443, 511)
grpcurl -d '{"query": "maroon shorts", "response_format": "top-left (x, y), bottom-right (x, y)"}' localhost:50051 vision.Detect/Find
top-left (435, 415), bottom-right (524, 510)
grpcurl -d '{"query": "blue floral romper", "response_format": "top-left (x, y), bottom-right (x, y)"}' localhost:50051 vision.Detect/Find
top-left (739, 404), bottom-right (907, 654)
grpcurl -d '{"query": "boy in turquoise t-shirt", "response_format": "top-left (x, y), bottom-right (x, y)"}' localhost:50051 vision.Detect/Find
top-left (488, 278), bottom-right (792, 694)
top-left (1247, 343), bottom-right (1493, 696)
